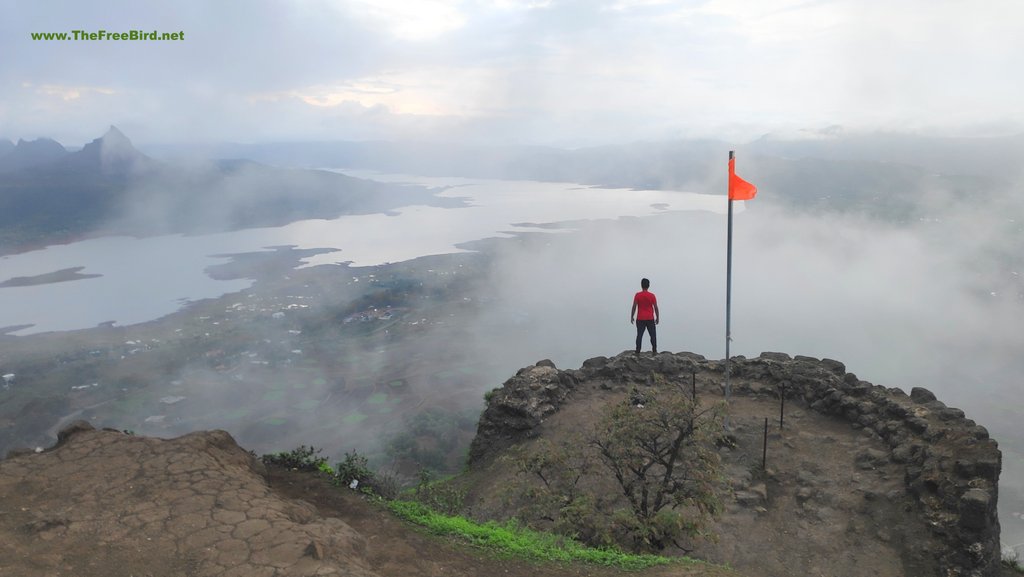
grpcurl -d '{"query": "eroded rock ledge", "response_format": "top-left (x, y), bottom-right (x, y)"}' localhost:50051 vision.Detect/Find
top-left (471, 351), bottom-right (1002, 577)
top-left (0, 422), bottom-right (379, 577)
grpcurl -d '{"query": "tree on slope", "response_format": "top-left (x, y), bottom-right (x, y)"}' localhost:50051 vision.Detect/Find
top-left (591, 374), bottom-right (724, 551)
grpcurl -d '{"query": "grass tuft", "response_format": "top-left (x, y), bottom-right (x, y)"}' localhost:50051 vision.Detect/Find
top-left (387, 500), bottom-right (675, 571)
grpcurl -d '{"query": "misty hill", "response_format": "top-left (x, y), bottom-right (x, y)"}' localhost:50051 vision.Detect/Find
top-left (148, 131), bottom-right (1019, 222)
top-left (747, 130), bottom-right (1024, 177)
top-left (54, 126), bottom-right (159, 175)
top-left (0, 352), bottom-right (1007, 577)
top-left (0, 137), bottom-right (68, 173)
top-left (0, 128), bottom-right (464, 255)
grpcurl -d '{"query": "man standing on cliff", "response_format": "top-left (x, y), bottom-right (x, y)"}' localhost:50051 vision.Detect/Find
top-left (630, 278), bottom-right (659, 356)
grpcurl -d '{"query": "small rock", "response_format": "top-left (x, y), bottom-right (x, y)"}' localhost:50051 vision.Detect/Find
top-left (304, 540), bottom-right (325, 560)
top-left (57, 420), bottom-right (95, 444)
top-left (910, 387), bottom-right (937, 404)
top-left (959, 489), bottom-right (992, 531)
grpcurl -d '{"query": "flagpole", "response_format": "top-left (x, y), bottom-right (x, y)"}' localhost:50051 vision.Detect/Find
top-left (725, 151), bottom-right (734, 424)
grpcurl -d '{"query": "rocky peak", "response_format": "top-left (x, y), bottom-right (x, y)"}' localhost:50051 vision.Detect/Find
top-left (470, 351), bottom-right (1004, 577)
top-left (0, 137), bottom-right (67, 172)
top-left (69, 125), bottom-right (150, 174)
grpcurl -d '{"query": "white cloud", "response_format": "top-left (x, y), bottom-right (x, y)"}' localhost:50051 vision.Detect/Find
top-left (31, 83), bottom-right (117, 101)
top-left (345, 0), bottom-right (468, 40)
top-left (2, 0), bottom-right (1022, 144)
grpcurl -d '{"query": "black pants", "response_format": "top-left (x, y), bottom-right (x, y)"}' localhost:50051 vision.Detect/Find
top-left (635, 320), bottom-right (657, 352)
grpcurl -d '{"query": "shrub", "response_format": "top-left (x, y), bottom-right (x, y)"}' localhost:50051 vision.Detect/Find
top-left (507, 373), bottom-right (725, 553)
top-left (504, 438), bottom-right (613, 547)
top-left (411, 468), bottom-right (467, 516)
top-left (591, 374), bottom-right (724, 551)
top-left (333, 450), bottom-right (375, 487)
top-left (261, 445), bottom-right (328, 471)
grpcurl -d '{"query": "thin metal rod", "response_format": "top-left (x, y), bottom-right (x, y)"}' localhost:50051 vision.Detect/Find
top-left (780, 383), bottom-right (786, 429)
top-left (762, 417), bottom-right (768, 470)
top-left (725, 151), bottom-right (735, 427)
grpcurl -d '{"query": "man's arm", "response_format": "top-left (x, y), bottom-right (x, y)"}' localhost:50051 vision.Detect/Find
top-left (654, 302), bottom-right (660, 324)
top-left (630, 301), bottom-right (637, 324)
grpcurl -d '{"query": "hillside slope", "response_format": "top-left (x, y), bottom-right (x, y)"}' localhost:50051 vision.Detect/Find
top-left (0, 421), bottom-right (735, 577)
top-left (464, 351), bottom-right (1004, 577)
top-left (0, 351), bottom-right (1008, 576)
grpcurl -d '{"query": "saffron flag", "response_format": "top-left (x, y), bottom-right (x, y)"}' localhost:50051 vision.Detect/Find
top-left (728, 157), bottom-right (757, 201)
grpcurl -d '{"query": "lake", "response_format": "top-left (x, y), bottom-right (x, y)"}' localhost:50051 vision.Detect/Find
top-left (0, 172), bottom-right (722, 335)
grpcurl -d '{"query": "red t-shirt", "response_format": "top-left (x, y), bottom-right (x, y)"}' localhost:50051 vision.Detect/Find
top-left (633, 290), bottom-right (657, 321)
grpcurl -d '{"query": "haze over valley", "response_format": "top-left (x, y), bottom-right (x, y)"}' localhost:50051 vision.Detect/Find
top-left (4, 0), bottom-right (1024, 564)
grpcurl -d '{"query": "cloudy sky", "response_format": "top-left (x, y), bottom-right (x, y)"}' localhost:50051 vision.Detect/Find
top-left (3, 0), bottom-right (1022, 146)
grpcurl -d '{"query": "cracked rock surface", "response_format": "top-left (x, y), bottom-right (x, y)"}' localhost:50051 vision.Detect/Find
top-left (0, 422), bottom-right (377, 577)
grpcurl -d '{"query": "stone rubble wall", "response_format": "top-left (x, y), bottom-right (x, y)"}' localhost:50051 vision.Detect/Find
top-left (470, 351), bottom-right (1003, 577)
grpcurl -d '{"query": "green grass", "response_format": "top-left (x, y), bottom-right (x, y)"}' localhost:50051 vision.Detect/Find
top-left (386, 500), bottom-right (674, 571)
top-left (343, 411), bottom-right (368, 424)
top-left (223, 408), bottom-right (250, 420)
top-left (293, 398), bottom-right (320, 410)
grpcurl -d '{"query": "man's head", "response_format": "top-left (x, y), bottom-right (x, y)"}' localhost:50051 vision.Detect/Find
top-left (641, 278), bottom-right (650, 290)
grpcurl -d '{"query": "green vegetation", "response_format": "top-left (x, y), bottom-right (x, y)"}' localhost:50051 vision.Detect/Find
top-left (410, 469), bottom-right (466, 516)
top-left (262, 390), bottom-right (285, 401)
top-left (385, 407), bottom-right (478, 474)
top-left (292, 398), bottom-right (320, 411)
top-left (332, 451), bottom-right (375, 488)
top-left (260, 445), bottom-right (327, 471)
top-left (591, 375), bottom-right (724, 551)
top-left (261, 442), bottom-right (722, 572)
top-left (1003, 549), bottom-right (1024, 574)
top-left (386, 499), bottom-right (675, 570)
top-left (343, 411), bottom-right (368, 425)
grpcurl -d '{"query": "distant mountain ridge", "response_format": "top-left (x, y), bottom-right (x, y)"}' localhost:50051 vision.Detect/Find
top-left (0, 127), bottom-right (464, 255)
top-left (0, 137), bottom-right (68, 173)
top-left (145, 130), bottom-right (1021, 222)
top-left (0, 126), bottom-right (155, 176)
top-left (55, 126), bottom-right (158, 175)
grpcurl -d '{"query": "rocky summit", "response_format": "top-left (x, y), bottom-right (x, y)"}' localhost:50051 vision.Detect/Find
top-left (469, 351), bottom-right (1004, 577)
top-left (0, 351), bottom-right (1007, 577)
